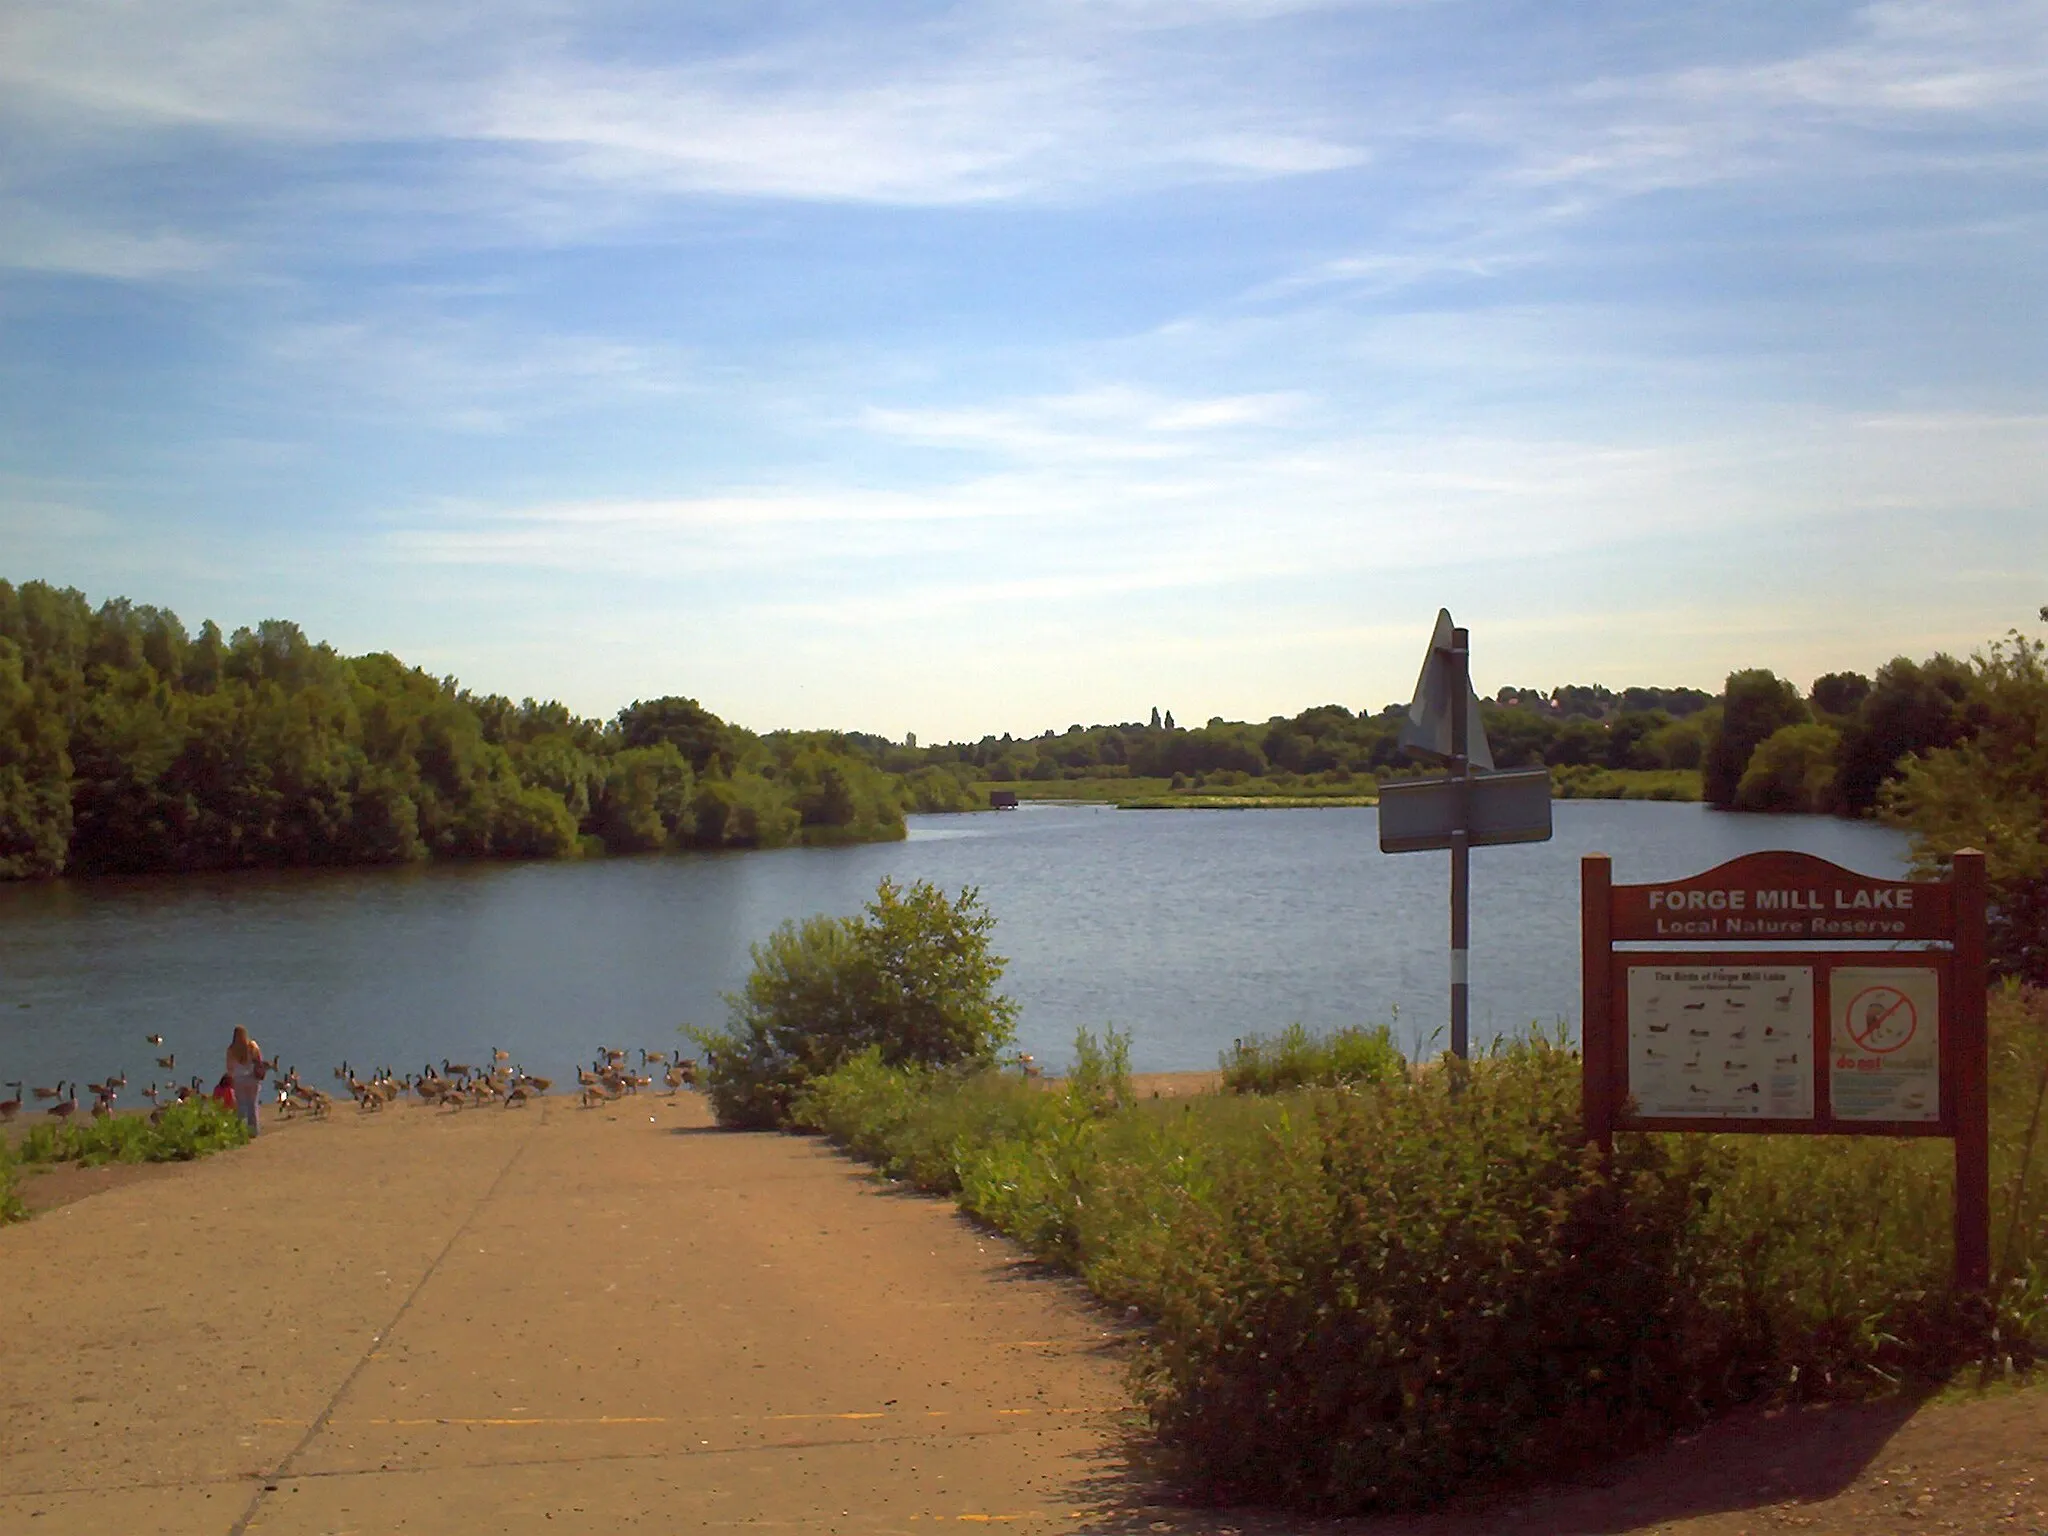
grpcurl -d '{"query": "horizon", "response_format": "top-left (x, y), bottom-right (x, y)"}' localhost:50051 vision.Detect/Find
top-left (5, 2), bottom-right (2043, 742)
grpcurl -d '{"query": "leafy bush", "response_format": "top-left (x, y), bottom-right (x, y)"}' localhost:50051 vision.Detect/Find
top-left (0, 1140), bottom-right (25, 1224)
top-left (1220, 1022), bottom-right (1406, 1094)
top-left (15, 1096), bottom-right (251, 1166)
top-left (782, 992), bottom-right (2048, 1515)
top-left (1885, 630), bottom-right (2048, 982)
top-left (692, 877), bottom-right (1018, 1128)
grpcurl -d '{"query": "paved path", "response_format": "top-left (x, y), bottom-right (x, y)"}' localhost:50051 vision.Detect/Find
top-left (0, 1093), bottom-right (1152, 1535)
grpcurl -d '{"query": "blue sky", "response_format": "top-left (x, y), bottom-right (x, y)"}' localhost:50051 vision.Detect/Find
top-left (3, 0), bottom-right (2044, 740)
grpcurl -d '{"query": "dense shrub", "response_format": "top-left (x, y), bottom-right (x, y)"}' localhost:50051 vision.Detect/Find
top-left (692, 877), bottom-right (1018, 1128)
top-left (15, 1096), bottom-right (251, 1166)
top-left (1219, 1022), bottom-right (1406, 1094)
top-left (787, 998), bottom-right (2048, 1514)
top-left (0, 1140), bottom-right (24, 1223)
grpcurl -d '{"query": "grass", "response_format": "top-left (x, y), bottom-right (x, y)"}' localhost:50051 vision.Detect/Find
top-left (986, 767), bottom-right (1701, 809)
top-left (1551, 765), bottom-right (1704, 800)
top-left (12, 1098), bottom-right (251, 1170)
top-left (0, 1141), bottom-right (24, 1225)
top-left (781, 987), bottom-right (2048, 1514)
top-left (1219, 1022), bottom-right (1407, 1093)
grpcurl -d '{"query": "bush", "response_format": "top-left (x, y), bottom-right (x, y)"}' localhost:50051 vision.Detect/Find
top-left (1220, 1022), bottom-right (1406, 1094)
top-left (691, 877), bottom-right (1019, 1128)
top-left (0, 1140), bottom-right (25, 1223)
top-left (14, 1096), bottom-right (251, 1167)
top-left (777, 989), bottom-right (2048, 1514)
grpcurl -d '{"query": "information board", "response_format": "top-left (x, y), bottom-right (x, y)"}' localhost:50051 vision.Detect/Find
top-left (1581, 847), bottom-right (1990, 1293)
top-left (1625, 964), bottom-right (1813, 1120)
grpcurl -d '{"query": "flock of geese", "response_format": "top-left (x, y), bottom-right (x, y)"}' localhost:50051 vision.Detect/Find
top-left (1, 1038), bottom-right (701, 1127)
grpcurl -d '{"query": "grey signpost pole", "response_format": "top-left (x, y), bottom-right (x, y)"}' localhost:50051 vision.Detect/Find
top-left (1381, 609), bottom-right (1550, 1064)
top-left (1448, 627), bottom-right (1471, 1059)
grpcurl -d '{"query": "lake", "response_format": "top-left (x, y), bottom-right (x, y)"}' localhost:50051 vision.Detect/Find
top-left (0, 801), bottom-right (1912, 1094)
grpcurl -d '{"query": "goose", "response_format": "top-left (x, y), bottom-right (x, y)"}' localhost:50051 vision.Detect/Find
top-left (87, 1078), bottom-right (113, 1098)
top-left (156, 1052), bottom-right (176, 1070)
top-left (0, 1082), bottom-right (22, 1120)
top-left (145, 1033), bottom-right (164, 1046)
top-left (91, 1089), bottom-right (115, 1120)
top-left (47, 1083), bottom-right (79, 1121)
top-left (32, 1082), bottom-right (61, 1101)
top-left (443, 1058), bottom-right (475, 1080)
top-left (664, 1063), bottom-right (685, 1095)
top-left (516, 1071), bottom-right (552, 1095)
top-left (492, 1047), bottom-right (510, 1064)
top-left (502, 1083), bottom-right (534, 1108)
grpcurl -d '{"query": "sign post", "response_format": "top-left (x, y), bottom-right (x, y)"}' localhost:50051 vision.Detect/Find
top-left (1581, 847), bottom-right (1991, 1293)
top-left (1381, 610), bottom-right (1552, 1058)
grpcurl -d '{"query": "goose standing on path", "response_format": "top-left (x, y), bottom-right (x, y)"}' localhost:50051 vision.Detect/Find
top-left (47, 1083), bottom-right (79, 1121)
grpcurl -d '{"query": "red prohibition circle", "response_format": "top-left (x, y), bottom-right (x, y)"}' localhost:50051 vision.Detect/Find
top-left (1845, 985), bottom-right (1917, 1054)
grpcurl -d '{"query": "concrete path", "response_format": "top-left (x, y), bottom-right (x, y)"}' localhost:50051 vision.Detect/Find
top-left (0, 1093), bottom-right (1157, 1535)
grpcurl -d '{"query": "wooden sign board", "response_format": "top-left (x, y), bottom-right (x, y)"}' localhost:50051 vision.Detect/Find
top-left (1582, 848), bottom-right (1989, 1291)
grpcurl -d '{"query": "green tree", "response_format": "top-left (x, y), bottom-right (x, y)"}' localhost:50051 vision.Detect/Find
top-left (691, 878), bottom-right (1017, 1128)
top-left (1703, 670), bottom-right (1810, 807)
top-left (1833, 655), bottom-right (1972, 816)
top-left (1733, 723), bottom-right (1841, 813)
top-left (1884, 631), bottom-right (2048, 982)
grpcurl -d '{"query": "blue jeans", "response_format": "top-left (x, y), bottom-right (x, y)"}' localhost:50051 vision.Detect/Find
top-left (233, 1086), bottom-right (260, 1136)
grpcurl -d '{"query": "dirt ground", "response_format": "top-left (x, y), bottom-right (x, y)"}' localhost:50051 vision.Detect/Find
top-left (2, 1086), bottom-right (2043, 1536)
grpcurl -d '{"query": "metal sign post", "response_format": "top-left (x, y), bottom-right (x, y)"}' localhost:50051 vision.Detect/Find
top-left (1448, 626), bottom-right (1471, 1060)
top-left (1381, 611), bottom-right (1552, 1058)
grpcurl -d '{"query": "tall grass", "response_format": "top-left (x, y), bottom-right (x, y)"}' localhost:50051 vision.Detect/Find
top-left (789, 996), bottom-right (2048, 1513)
top-left (0, 1140), bottom-right (24, 1224)
top-left (14, 1098), bottom-right (250, 1168)
top-left (1219, 1022), bottom-right (1406, 1093)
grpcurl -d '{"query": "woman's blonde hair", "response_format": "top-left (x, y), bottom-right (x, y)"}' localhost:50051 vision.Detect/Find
top-left (227, 1025), bottom-right (258, 1065)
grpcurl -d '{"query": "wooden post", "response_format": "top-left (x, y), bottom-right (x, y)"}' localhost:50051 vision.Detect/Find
top-left (1951, 848), bottom-right (1990, 1293)
top-left (1581, 853), bottom-right (1614, 1155)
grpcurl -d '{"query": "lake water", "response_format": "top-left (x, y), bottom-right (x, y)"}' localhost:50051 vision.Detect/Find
top-left (0, 802), bottom-right (1912, 1094)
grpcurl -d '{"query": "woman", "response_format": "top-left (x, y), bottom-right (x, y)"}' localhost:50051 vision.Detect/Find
top-left (224, 1026), bottom-right (268, 1136)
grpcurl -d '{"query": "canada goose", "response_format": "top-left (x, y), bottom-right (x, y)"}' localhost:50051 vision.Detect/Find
top-left (0, 1082), bottom-right (22, 1120)
top-left (145, 1033), bottom-right (164, 1045)
top-left (443, 1059), bottom-right (474, 1080)
top-left (87, 1079), bottom-right (113, 1098)
top-left (156, 1053), bottom-right (175, 1070)
top-left (48, 1083), bottom-right (79, 1121)
top-left (492, 1047), bottom-right (510, 1064)
top-left (515, 1071), bottom-right (552, 1095)
top-left (32, 1083), bottom-right (60, 1101)
top-left (503, 1083), bottom-right (533, 1108)
top-left (91, 1090), bottom-right (115, 1120)
top-left (640, 1048), bottom-right (665, 1068)
top-left (664, 1064), bottom-right (685, 1095)
top-left (576, 1065), bottom-right (598, 1087)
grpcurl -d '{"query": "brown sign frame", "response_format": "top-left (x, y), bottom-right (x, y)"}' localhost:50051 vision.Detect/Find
top-left (1582, 848), bottom-right (1990, 1292)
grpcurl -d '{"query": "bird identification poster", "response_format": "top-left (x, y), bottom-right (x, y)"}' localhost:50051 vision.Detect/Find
top-left (1625, 965), bottom-right (1814, 1119)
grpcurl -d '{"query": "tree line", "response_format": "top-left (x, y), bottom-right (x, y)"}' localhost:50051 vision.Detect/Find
top-left (0, 580), bottom-right (983, 881)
